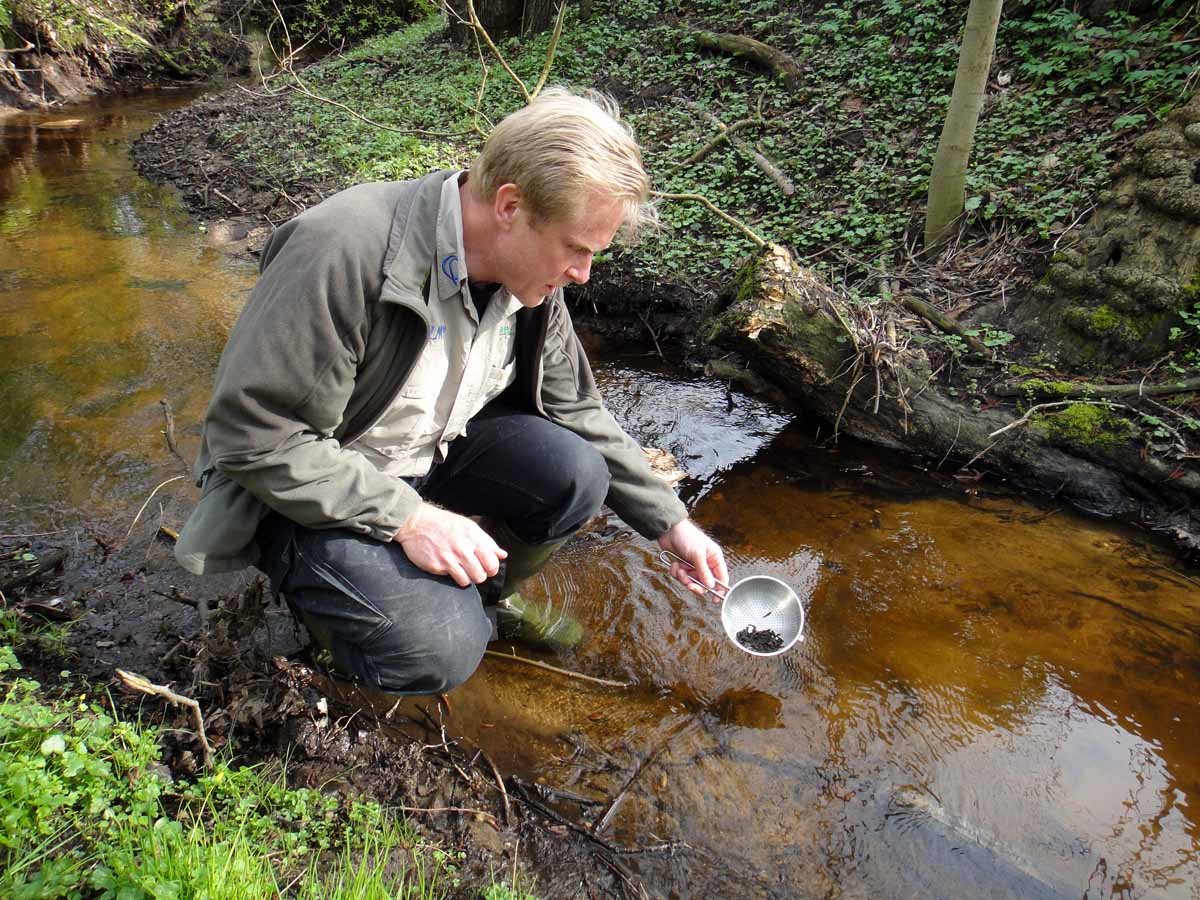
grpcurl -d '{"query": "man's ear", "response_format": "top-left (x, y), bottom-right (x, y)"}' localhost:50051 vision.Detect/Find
top-left (493, 183), bottom-right (522, 230)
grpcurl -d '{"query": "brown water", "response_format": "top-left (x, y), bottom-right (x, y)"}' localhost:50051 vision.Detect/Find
top-left (2, 94), bottom-right (1198, 900)
top-left (0, 93), bottom-right (254, 520)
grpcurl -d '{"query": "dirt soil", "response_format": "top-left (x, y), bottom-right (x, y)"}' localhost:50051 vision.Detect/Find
top-left (0, 519), bottom-right (654, 898)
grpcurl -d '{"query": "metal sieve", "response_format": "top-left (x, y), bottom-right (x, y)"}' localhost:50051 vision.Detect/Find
top-left (659, 551), bottom-right (805, 656)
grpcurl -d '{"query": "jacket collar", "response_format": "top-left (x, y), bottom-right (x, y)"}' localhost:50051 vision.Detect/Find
top-left (434, 170), bottom-right (469, 302)
top-left (381, 169), bottom-right (456, 305)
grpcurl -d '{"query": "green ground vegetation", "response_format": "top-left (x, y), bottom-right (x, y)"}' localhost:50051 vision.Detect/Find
top-left (1, 0), bottom-right (224, 73)
top-left (232, 0), bottom-right (1198, 286)
top-left (0, 622), bottom-right (529, 899)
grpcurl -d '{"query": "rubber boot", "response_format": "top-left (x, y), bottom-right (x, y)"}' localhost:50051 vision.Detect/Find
top-left (484, 521), bottom-right (584, 652)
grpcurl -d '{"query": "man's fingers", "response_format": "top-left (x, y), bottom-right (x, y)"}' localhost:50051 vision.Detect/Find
top-left (446, 562), bottom-right (471, 588)
top-left (690, 553), bottom-right (715, 589)
top-left (459, 551), bottom-right (488, 585)
top-left (473, 545), bottom-right (501, 579)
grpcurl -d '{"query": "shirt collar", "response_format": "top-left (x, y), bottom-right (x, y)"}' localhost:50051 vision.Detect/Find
top-left (435, 170), bottom-right (469, 302)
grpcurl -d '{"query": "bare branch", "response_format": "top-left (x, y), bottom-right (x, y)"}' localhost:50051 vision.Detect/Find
top-left (530, 2), bottom-right (569, 100)
top-left (652, 190), bottom-right (766, 247)
top-left (464, 0), bottom-right (531, 103)
top-left (483, 649), bottom-right (630, 687)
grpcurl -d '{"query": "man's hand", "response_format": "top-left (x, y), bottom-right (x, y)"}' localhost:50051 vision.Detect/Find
top-left (658, 518), bottom-right (729, 603)
top-left (394, 503), bottom-right (507, 587)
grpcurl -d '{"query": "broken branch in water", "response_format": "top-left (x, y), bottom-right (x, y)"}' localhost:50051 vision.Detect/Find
top-left (115, 669), bottom-right (214, 768)
top-left (160, 399), bottom-right (190, 474)
top-left (483, 649), bottom-right (630, 688)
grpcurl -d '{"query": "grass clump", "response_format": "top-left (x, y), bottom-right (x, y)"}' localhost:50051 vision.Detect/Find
top-left (0, 642), bottom-right (471, 899)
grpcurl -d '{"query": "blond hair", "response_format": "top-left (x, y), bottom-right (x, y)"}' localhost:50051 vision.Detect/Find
top-left (469, 87), bottom-right (657, 241)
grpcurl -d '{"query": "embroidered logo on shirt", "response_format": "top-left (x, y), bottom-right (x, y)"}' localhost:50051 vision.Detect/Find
top-left (440, 254), bottom-right (460, 283)
top-left (499, 323), bottom-right (515, 337)
top-left (428, 324), bottom-right (447, 341)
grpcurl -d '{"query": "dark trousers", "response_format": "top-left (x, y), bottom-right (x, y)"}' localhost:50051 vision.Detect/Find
top-left (256, 404), bottom-right (610, 695)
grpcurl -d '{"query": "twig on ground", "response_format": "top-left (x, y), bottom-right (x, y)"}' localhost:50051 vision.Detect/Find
top-left (651, 191), bottom-right (765, 247)
top-left (682, 103), bottom-right (794, 195)
top-left (638, 310), bottom-right (664, 358)
top-left (123, 476), bottom-right (187, 544)
top-left (897, 294), bottom-right (992, 358)
top-left (115, 669), bottom-right (214, 767)
top-left (151, 587), bottom-right (199, 608)
top-left (211, 188), bottom-right (246, 213)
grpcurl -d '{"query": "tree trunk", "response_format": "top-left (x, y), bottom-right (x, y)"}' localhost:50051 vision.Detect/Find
top-left (448, 0), bottom-right (559, 44)
top-left (924, 0), bottom-right (1002, 250)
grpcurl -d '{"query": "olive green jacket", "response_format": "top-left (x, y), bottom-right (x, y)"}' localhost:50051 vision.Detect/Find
top-left (175, 170), bottom-right (687, 574)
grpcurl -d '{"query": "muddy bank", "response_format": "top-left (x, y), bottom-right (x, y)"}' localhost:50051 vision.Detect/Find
top-left (0, 521), bottom-right (656, 897)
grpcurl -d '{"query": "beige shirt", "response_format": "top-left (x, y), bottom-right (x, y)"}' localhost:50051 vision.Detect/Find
top-left (355, 172), bottom-right (522, 476)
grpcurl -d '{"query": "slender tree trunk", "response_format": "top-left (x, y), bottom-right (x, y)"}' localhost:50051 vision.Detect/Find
top-left (448, 0), bottom-right (558, 44)
top-left (924, 0), bottom-right (1002, 250)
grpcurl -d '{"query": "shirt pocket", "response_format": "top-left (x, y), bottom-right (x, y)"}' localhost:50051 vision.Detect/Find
top-left (485, 358), bottom-right (516, 396)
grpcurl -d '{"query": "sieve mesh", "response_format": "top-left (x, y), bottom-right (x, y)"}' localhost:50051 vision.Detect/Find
top-left (720, 576), bottom-right (805, 657)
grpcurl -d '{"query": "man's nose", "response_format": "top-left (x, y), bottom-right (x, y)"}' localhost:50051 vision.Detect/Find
top-left (566, 255), bottom-right (593, 285)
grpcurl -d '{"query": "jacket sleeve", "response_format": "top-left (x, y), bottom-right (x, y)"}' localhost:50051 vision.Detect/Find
top-left (202, 190), bottom-right (421, 540)
top-left (537, 295), bottom-right (688, 539)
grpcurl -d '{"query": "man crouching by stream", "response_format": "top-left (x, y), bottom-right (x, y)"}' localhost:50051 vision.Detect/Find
top-left (173, 87), bottom-right (728, 695)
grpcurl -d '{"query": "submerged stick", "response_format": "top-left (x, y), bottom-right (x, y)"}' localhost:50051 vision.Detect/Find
top-left (483, 649), bottom-right (631, 688)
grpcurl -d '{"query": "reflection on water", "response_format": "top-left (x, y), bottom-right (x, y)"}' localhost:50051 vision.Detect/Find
top-left (2, 94), bottom-right (1198, 899)
top-left (428, 365), bottom-right (1200, 900)
top-left (0, 94), bottom-right (255, 518)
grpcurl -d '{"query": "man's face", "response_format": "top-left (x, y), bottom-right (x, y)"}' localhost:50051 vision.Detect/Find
top-left (496, 188), bottom-right (625, 308)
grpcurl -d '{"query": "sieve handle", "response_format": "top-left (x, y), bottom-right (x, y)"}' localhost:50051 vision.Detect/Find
top-left (659, 550), bottom-right (731, 600)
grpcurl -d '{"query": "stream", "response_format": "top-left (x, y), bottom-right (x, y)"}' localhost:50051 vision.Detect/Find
top-left (2, 93), bottom-right (1197, 900)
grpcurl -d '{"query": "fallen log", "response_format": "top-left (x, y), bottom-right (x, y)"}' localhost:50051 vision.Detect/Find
top-left (994, 376), bottom-right (1200, 400)
top-left (692, 30), bottom-right (802, 90)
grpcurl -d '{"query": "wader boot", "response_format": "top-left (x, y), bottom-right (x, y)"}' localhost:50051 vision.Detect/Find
top-left (485, 521), bottom-right (584, 652)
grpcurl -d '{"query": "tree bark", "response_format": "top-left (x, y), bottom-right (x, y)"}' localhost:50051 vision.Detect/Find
top-left (924, 0), bottom-right (1002, 250)
top-left (448, 0), bottom-right (559, 44)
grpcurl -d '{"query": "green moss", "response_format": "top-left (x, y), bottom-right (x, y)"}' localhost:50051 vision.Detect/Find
top-left (1181, 271), bottom-right (1200, 303)
top-left (1090, 304), bottom-right (1120, 332)
top-left (1031, 403), bottom-right (1133, 448)
top-left (1020, 378), bottom-right (1077, 397)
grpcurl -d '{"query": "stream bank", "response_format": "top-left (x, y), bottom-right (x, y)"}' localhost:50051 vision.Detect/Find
top-left (130, 67), bottom-right (1200, 559)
